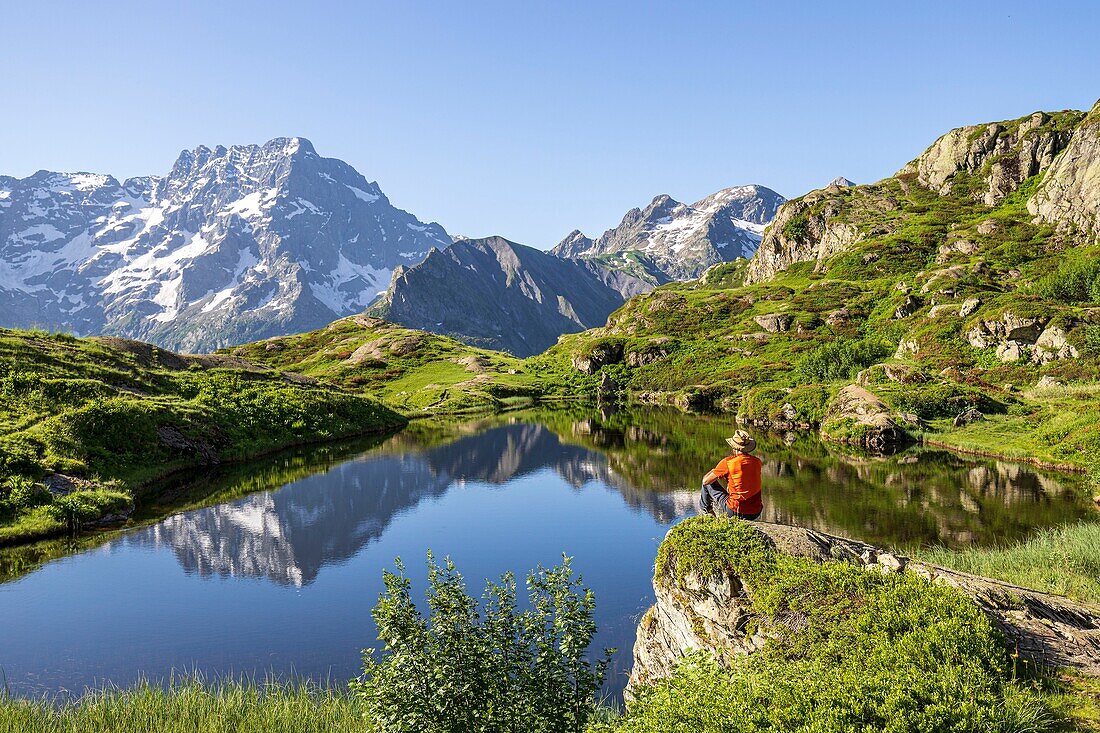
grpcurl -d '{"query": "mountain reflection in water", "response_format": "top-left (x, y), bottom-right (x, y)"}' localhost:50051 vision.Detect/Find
top-left (0, 408), bottom-right (1094, 701)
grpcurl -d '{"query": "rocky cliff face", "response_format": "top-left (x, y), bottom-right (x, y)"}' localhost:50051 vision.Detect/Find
top-left (372, 236), bottom-right (658, 356)
top-left (900, 110), bottom-right (1081, 206)
top-left (744, 183), bottom-right (862, 284)
top-left (0, 137), bottom-right (450, 352)
top-left (744, 105), bottom-right (1097, 285)
top-left (553, 185), bottom-right (785, 280)
top-left (1029, 100), bottom-right (1100, 243)
top-left (630, 521), bottom-right (1100, 694)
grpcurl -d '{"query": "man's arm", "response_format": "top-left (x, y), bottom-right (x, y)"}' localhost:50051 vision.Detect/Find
top-left (702, 458), bottom-right (729, 486)
top-left (702, 469), bottom-right (721, 485)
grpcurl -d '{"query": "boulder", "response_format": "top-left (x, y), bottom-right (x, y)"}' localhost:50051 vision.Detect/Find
top-left (571, 341), bottom-right (624, 375)
top-left (1032, 325), bottom-right (1079, 363)
top-left (826, 308), bottom-right (851, 326)
top-left (894, 339), bottom-right (919, 359)
top-left (953, 407), bottom-right (985, 427)
top-left (1035, 375), bottom-right (1064, 389)
top-left (976, 219), bottom-right (999, 235)
top-left (894, 295), bottom-right (922, 319)
top-left (958, 297), bottom-right (982, 318)
top-left (996, 341), bottom-right (1027, 362)
top-left (936, 238), bottom-right (980, 263)
top-left (753, 313), bottom-right (793, 333)
top-left (823, 385), bottom-right (909, 450)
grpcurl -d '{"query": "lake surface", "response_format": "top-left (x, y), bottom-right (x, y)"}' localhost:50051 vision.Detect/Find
top-left (0, 407), bottom-right (1095, 700)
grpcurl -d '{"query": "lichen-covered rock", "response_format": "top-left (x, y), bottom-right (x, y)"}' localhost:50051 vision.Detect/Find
top-left (629, 521), bottom-right (1100, 695)
top-left (745, 190), bottom-right (862, 284)
top-left (959, 297), bottom-right (982, 318)
top-left (901, 111), bottom-right (1078, 206)
top-left (822, 384), bottom-right (908, 450)
top-left (953, 407), bottom-right (985, 427)
top-left (1033, 324), bottom-right (1080, 363)
top-left (1029, 99), bottom-right (1100, 243)
top-left (893, 295), bottom-right (921, 319)
top-left (752, 313), bottom-right (792, 333)
top-left (571, 341), bottom-right (624, 375)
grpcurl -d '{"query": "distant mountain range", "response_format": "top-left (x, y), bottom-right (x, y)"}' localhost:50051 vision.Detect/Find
top-left (0, 137), bottom-right (449, 352)
top-left (1, 136), bottom-right (783, 355)
top-left (552, 185), bottom-right (785, 280)
top-left (371, 236), bottom-right (661, 356)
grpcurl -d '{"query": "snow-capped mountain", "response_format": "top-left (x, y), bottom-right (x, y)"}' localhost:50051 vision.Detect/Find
top-left (552, 184), bottom-right (785, 280)
top-left (0, 137), bottom-right (450, 352)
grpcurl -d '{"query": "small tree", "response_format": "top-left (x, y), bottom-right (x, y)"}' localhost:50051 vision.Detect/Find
top-left (353, 553), bottom-right (611, 733)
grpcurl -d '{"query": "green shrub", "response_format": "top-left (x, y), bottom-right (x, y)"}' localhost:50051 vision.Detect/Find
top-left (48, 489), bottom-right (131, 531)
top-left (795, 338), bottom-right (892, 383)
top-left (889, 381), bottom-right (1004, 420)
top-left (783, 214), bottom-right (809, 240)
top-left (3, 476), bottom-right (52, 510)
top-left (354, 554), bottom-right (610, 733)
top-left (1032, 253), bottom-right (1100, 303)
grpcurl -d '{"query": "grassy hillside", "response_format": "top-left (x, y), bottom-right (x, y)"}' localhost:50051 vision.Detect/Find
top-left (525, 108), bottom-right (1100, 477)
top-left (226, 314), bottom-right (543, 414)
top-left (0, 328), bottom-right (405, 545)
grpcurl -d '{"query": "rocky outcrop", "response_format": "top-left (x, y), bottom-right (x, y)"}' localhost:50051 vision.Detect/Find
top-left (1029, 100), bottom-right (1100, 243)
top-left (821, 385), bottom-right (909, 450)
top-left (745, 190), bottom-right (862, 284)
top-left (630, 522), bottom-right (1100, 693)
top-left (901, 111), bottom-right (1079, 206)
top-left (752, 313), bottom-right (792, 333)
top-left (965, 311), bottom-right (1078, 363)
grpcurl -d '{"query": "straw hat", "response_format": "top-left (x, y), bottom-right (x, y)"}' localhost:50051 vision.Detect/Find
top-left (725, 430), bottom-right (756, 453)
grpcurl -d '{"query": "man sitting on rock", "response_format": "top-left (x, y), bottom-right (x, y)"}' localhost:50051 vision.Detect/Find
top-left (699, 430), bottom-right (763, 520)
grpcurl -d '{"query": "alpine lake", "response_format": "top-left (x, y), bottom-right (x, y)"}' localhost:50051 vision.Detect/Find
top-left (0, 407), bottom-right (1095, 702)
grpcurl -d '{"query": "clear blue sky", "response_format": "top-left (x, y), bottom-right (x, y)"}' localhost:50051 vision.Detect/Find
top-left (2, 1), bottom-right (1097, 248)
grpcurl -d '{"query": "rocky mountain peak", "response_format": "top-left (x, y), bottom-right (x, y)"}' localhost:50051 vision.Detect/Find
top-left (552, 184), bottom-right (784, 280)
top-left (0, 137), bottom-right (450, 352)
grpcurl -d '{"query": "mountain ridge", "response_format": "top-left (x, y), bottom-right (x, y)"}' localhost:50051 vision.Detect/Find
top-left (551, 184), bottom-right (785, 280)
top-left (0, 136), bottom-right (450, 352)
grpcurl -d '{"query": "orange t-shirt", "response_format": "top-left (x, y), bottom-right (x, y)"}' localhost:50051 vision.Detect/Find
top-left (712, 453), bottom-right (762, 515)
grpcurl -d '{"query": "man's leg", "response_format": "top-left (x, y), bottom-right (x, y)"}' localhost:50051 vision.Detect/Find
top-left (700, 481), bottom-right (730, 517)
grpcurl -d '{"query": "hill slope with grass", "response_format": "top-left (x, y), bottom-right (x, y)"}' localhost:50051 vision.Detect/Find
top-left (0, 328), bottom-right (405, 545)
top-left (224, 314), bottom-right (543, 414)
top-left (527, 100), bottom-right (1100, 479)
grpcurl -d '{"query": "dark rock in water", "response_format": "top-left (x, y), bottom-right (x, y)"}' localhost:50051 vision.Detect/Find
top-left (952, 407), bottom-right (985, 427)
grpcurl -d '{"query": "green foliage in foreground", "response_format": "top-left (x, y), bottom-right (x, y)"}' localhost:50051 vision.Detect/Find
top-left (597, 517), bottom-right (1064, 733)
top-left (0, 678), bottom-right (365, 733)
top-left (354, 554), bottom-right (610, 733)
top-left (918, 522), bottom-right (1100, 604)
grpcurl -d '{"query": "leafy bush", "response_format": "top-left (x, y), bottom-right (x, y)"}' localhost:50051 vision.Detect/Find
top-left (795, 338), bottom-right (892, 383)
top-left (40, 397), bottom-right (165, 468)
top-left (354, 554), bottom-right (610, 733)
top-left (48, 489), bottom-right (131, 530)
top-left (3, 476), bottom-right (52, 510)
top-left (889, 381), bottom-right (1004, 420)
top-left (1032, 254), bottom-right (1100, 303)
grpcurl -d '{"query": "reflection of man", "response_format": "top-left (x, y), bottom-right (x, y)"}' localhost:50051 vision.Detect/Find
top-left (699, 430), bottom-right (763, 520)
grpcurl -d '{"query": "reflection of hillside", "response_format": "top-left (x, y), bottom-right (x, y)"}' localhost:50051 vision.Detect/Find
top-left (120, 411), bottom-right (1094, 588)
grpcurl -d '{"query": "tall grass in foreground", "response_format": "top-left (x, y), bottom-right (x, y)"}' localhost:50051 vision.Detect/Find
top-left (0, 678), bottom-right (366, 733)
top-left (917, 522), bottom-right (1100, 604)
